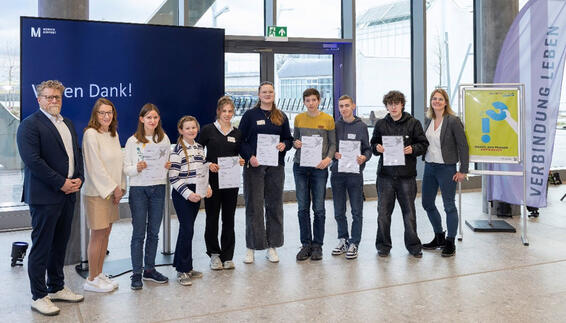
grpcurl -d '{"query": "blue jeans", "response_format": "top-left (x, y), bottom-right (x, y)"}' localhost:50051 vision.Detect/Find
top-left (129, 185), bottom-right (166, 274)
top-left (421, 163), bottom-right (458, 238)
top-left (293, 163), bottom-right (328, 246)
top-left (375, 176), bottom-right (422, 254)
top-left (331, 172), bottom-right (364, 246)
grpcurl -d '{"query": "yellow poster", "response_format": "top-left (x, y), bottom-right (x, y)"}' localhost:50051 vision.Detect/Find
top-left (464, 88), bottom-right (520, 163)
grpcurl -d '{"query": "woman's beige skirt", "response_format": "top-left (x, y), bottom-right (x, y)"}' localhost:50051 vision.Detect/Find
top-left (85, 195), bottom-right (120, 230)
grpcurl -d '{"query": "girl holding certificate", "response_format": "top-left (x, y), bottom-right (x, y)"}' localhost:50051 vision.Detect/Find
top-left (238, 81), bottom-right (293, 264)
top-left (169, 116), bottom-right (212, 286)
top-left (421, 89), bottom-right (469, 257)
top-left (124, 103), bottom-right (171, 290)
top-left (198, 96), bottom-right (243, 270)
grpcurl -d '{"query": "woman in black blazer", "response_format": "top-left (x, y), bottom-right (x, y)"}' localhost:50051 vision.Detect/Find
top-left (421, 88), bottom-right (469, 257)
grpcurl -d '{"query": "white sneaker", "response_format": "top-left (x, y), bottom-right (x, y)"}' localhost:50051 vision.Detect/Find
top-left (223, 260), bottom-right (235, 270)
top-left (332, 238), bottom-right (348, 255)
top-left (210, 254), bottom-right (223, 270)
top-left (243, 249), bottom-right (254, 264)
top-left (83, 276), bottom-right (114, 293)
top-left (266, 248), bottom-right (279, 263)
top-left (31, 296), bottom-right (60, 316)
top-left (98, 273), bottom-right (119, 290)
top-left (48, 286), bottom-right (84, 302)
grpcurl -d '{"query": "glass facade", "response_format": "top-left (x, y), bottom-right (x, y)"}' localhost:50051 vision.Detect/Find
top-left (356, 0), bottom-right (412, 182)
top-left (277, 0), bottom-right (342, 38)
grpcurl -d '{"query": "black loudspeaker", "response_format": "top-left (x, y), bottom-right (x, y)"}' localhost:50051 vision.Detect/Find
top-left (11, 242), bottom-right (28, 267)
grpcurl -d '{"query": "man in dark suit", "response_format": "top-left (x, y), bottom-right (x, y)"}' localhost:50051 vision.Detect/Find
top-left (17, 80), bottom-right (85, 316)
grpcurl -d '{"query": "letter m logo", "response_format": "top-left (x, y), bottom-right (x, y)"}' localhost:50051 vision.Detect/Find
top-left (31, 27), bottom-right (41, 38)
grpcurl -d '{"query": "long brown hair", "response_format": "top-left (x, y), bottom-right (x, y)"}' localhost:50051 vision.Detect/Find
top-left (134, 103), bottom-right (165, 144)
top-left (176, 116), bottom-right (200, 166)
top-left (254, 81), bottom-right (284, 126)
top-left (84, 97), bottom-right (118, 137)
top-left (426, 88), bottom-right (455, 119)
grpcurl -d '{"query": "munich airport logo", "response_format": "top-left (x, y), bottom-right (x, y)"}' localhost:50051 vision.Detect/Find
top-left (31, 27), bottom-right (56, 38)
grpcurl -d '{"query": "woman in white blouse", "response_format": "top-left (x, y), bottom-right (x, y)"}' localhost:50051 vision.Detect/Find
top-left (421, 89), bottom-right (469, 257)
top-left (82, 98), bottom-right (125, 292)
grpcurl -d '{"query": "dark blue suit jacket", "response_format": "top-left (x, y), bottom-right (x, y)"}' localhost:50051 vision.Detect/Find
top-left (17, 110), bottom-right (84, 205)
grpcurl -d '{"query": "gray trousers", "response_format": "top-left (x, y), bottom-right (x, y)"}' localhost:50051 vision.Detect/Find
top-left (243, 165), bottom-right (285, 250)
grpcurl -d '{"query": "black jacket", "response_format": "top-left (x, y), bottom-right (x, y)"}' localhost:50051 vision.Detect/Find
top-left (370, 112), bottom-right (429, 178)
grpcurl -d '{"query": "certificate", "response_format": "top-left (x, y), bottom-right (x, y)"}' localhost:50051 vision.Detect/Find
top-left (382, 136), bottom-right (405, 166)
top-left (194, 162), bottom-right (210, 197)
top-left (300, 136), bottom-right (323, 167)
top-left (338, 140), bottom-right (361, 173)
top-left (256, 134), bottom-right (280, 166)
top-left (141, 145), bottom-right (170, 181)
top-left (217, 156), bottom-right (241, 189)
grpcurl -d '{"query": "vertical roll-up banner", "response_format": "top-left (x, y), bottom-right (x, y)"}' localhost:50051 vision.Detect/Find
top-left (489, 0), bottom-right (566, 208)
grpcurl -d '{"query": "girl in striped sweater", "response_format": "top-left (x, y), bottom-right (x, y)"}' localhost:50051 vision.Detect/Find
top-left (169, 116), bottom-right (212, 286)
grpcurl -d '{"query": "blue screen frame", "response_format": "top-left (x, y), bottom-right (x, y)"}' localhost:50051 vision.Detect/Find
top-left (21, 17), bottom-right (224, 145)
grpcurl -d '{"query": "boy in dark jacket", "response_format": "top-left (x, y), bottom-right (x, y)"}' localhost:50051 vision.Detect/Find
top-left (370, 90), bottom-right (429, 258)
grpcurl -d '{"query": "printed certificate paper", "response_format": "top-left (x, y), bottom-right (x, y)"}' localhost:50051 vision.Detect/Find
top-left (256, 134), bottom-right (280, 166)
top-left (194, 162), bottom-right (210, 197)
top-left (217, 156), bottom-right (241, 189)
top-left (382, 136), bottom-right (405, 166)
top-left (141, 145), bottom-right (170, 181)
top-left (300, 136), bottom-right (323, 167)
top-left (338, 140), bottom-right (360, 173)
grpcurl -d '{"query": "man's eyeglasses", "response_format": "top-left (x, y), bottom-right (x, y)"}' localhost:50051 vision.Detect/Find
top-left (97, 111), bottom-right (113, 116)
top-left (41, 95), bottom-right (62, 101)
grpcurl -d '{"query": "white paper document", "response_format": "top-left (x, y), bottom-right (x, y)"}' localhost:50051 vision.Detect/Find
top-left (217, 156), bottom-right (241, 189)
top-left (300, 136), bottom-right (323, 167)
top-left (338, 140), bottom-right (361, 173)
top-left (382, 136), bottom-right (405, 166)
top-left (141, 145), bottom-right (170, 181)
top-left (256, 134), bottom-right (280, 166)
top-left (194, 162), bottom-right (210, 197)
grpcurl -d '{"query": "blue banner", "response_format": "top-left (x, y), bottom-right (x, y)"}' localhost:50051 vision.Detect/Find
top-left (21, 17), bottom-right (224, 145)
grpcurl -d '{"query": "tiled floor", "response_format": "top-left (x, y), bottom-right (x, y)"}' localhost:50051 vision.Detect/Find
top-left (2, 186), bottom-right (566, 322)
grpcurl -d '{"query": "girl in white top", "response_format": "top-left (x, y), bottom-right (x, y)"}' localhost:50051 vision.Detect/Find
top-left (82, 98), bottom-right (125, 293)
top-left (123, 103), bottom-right (171, 289)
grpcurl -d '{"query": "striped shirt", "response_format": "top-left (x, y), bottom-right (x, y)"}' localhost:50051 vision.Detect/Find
top-left (169, 139), bottom-right (207, 199)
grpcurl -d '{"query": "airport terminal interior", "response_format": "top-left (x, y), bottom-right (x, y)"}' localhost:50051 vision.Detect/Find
top-left (2, 0), bottom-right (566, 322)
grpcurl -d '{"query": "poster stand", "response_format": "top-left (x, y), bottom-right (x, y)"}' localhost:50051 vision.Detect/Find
top-left (458, 83), bottom-right (528, 246)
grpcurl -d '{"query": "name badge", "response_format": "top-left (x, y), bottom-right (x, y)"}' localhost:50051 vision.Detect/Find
top-left (347, 133), bottom-right (356, 139)
top-left (227, 136), bottom-right (236, 143)
top-left (257, 120), bottom-right (266, 125)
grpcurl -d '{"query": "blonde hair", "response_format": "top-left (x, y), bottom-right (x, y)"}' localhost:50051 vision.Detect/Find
top-left (254, 81), bottom-right (284, 126)
top-left (176, 116), bottom-right (200, 167)
top-left (36, 80), bottom-right (65, 96)
top-left (216, 96), bottom-right (235, 119)
top-left (426, 88), bottom-right (455, 119)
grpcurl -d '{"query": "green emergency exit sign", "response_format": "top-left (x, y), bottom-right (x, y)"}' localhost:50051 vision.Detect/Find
top-left (266, 26), bottom-right (288, 41)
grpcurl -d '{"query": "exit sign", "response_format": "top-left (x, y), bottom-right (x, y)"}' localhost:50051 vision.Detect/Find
top-left (266, 26), bottom-right (288, 42)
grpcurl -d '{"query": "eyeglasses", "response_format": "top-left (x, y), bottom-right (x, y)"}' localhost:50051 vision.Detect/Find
top-left (41, 95), bottom-right (62, 101)
top-left (97, 111), bottom-right (113, 116)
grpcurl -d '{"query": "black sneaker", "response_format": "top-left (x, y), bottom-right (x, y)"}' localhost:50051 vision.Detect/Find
top-left (422, 232), bottom-right (446, 250)
top-left (411, 251), bottom-right (423, 258)
top-left (296, 244), bottom-right (312, 261)
top-left (377, 250), bottom-right (390, 257)
top-left (441, 238), bottom-right (456, 257)
top-left (311, 245), bottom-right (323, 261)
top-left (142, 269), bottom-right (169, 284)
top-left (130, 273), bottom-right (143, 290)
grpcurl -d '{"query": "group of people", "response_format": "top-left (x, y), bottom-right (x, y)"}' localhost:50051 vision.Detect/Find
top-left (17, 80), bottom-right (469, 317)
